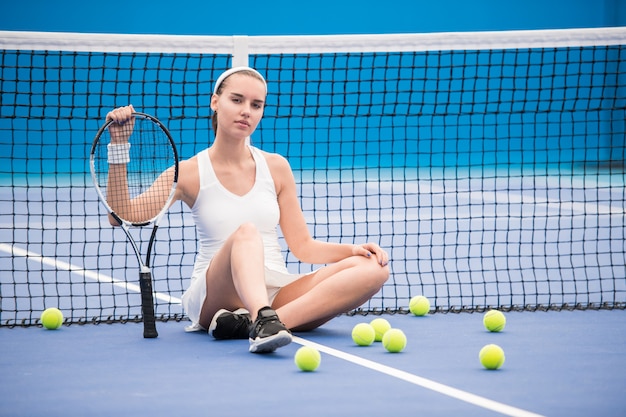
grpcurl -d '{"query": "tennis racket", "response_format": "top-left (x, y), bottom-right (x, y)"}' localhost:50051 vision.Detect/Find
top-left (90, 112), bottom-right (178, 338)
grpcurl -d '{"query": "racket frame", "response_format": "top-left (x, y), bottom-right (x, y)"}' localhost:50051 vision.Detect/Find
top-left (90, 112), bottom-right (179, 338)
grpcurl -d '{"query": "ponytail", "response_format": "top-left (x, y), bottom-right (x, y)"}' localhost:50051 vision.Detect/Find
top-left (211, 111), bottom-right (218, 133)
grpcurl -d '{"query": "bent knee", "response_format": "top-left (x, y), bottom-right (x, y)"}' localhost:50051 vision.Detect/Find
top-left (374, 262), bottom-right (391, 286)
top-left (233, 222), bottom-right (262, 241)
top-left (359, 256), bottom-right (390, 290)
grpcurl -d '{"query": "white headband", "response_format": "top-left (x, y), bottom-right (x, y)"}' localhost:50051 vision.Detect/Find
top-left (213, 66), bottom-right (267, 95)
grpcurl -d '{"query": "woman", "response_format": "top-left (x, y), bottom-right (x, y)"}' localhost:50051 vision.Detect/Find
top-left (105, 66), bottom-right (390, 353)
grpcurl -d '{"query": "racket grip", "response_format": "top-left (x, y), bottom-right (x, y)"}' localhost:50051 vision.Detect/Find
top-left (139, 271), bottom-right (158, 338)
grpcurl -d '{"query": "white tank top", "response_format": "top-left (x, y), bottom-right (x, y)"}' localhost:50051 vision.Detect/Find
top-left (190, 146), bottom-right (289, 278)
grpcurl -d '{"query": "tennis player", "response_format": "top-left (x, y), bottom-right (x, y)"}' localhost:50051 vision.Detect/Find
top-left (105, 67), bottom-right (390, 353)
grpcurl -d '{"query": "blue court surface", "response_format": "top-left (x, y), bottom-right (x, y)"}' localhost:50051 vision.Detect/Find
top-left (1, 310), bottom-right (624, 417)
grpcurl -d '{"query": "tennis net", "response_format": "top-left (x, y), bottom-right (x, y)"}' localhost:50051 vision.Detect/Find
top-left (1, 28), bottom-right (625, 326)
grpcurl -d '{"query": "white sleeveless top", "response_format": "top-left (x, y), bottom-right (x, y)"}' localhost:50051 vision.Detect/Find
top-left (190, 145), bottom-right (290, 282)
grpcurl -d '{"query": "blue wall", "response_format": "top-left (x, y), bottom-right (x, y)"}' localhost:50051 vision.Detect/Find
top-left (1, 0), bottom-right (624, 36)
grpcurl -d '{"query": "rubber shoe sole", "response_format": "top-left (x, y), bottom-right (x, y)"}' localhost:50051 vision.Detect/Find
top-left (249, 330), bottom-right (292, 353)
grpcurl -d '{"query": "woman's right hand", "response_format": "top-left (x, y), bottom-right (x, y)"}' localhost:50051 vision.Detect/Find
top-left (106, 104), bottom-right (135, 143)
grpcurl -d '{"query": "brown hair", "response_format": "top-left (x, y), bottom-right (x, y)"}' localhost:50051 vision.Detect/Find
top-left (211, 69), bottom-right (267, 133)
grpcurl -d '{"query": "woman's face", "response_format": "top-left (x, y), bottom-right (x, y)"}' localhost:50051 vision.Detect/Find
top-left (211, 73), bottom-right (266, 140)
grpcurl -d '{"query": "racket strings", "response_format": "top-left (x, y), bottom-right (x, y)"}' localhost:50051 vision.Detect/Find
top-left (93, 116), bottom-right (177, 225)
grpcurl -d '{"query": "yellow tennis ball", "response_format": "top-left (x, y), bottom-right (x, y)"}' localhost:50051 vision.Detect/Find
top-left (409, 295), bottom-right (430, 316)
top-left (479, 344), bottom-right (505, 370)
top-left (351, 323), bottom-right (376, 346)
top-left (483, 310), bottom-right (506, 332)
top-left (294, 346), bottom-right (321, 372)
top-left (369, 317), bottom-right (391, 342)
top-left (41, 307), bottom-right (63, 330)
top-left (382, 328), bottom-right (407, 353)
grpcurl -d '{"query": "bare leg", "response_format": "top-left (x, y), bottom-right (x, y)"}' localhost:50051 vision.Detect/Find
top-left (197, 222), bottom-right (270, 328)
top-left (272, 255), bottom-right (389, 331)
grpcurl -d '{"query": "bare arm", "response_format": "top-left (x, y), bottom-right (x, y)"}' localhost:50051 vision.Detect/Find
top-left (270, 153), bottom-right (388, 266)
top-left (104, 105), bottom-right (176, 225)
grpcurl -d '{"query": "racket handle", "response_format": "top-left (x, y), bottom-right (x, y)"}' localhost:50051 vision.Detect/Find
top-left (139, 271), bottom-right (158, 338)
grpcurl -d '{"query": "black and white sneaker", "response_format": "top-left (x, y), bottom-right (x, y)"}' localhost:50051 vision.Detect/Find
top-left (248, 307), bottom-right (292, 353)
top-left (208, 308), bottom-right (252, 340)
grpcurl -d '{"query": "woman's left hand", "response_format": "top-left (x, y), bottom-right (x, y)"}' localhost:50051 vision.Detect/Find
top-left (353, 243), bottom-right (389, 267)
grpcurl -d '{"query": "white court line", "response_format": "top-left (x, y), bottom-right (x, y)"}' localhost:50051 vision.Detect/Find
top-left (0, 243), bottom-right (180, 304)
top-left (2, 242), bottom-right (541, 416)
top-left (293, 336), bottom-right (545, 417)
